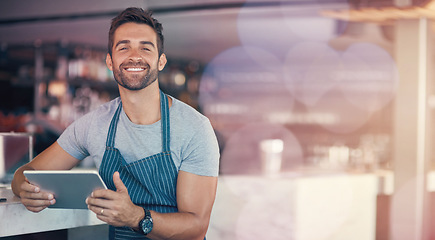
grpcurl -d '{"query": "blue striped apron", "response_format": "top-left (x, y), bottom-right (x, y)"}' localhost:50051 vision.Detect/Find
top-left (99, 90), bottom-right (178, 240)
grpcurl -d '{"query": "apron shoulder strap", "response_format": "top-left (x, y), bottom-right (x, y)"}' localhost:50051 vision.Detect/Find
top-left (106, 101), bottom-right (123, 147)
top-left (160, 90), bottom-right (171, 152)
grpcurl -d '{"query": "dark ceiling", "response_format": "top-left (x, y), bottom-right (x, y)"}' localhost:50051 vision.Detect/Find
top-left (0, 0), bottom-right (427, 63)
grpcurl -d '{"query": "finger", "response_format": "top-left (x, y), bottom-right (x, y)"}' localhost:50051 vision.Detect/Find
top-left (21, 198), bottom-right (55, 208)
top-left (88, 205), bottom-right (119, 226)
top-left (113, 172), bottom-right (128, 193)
top-left (26, 205), bottom-right (48, 213)
top-left (90, 188), bottom-right (116, 199)
top-left (20, 180), bottom-right (55, 201)
top-left (20, 191), bottom-right (54, 201)
top-left (21, 181), bottom-right (40, 193)
top-left (21, 196), bottom-right (55, 205)
top-left (86, 195), bottom-right (111, 209)
top-left (87, 204), bottom-right (105, 215)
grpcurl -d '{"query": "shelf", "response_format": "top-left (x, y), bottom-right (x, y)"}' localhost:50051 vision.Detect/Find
top-left (67, 78), bottom-right (118, 92)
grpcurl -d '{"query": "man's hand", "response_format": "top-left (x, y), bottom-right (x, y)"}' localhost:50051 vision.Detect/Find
top-left (19, 180), bottom-right (56, 213)
top-left (86, 171), bottom-right (144, 228)
top-left (11, 142), bottom-right (81, 212)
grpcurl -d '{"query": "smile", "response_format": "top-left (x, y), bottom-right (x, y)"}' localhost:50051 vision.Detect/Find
top-left (125, 67), bottom-right (145, 72)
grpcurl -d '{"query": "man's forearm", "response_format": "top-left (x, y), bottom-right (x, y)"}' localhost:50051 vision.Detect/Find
top-left (143, 210), bottom-right (209, 240)
top-left (87, 171), bottom-right (214, 239)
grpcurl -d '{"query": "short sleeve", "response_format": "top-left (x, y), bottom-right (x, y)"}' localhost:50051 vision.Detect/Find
top-left (178, 119), bottom-right (220, 177)
top-left (57, 111), bottom-right (94, 160)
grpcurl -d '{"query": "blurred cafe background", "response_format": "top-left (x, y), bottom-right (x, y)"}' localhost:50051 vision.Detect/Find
top-left (1, 0), bottom-right (435, 239)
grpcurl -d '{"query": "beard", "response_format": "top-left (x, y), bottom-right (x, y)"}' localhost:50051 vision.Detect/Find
top-left (112, 61), bottom-right (159, 91)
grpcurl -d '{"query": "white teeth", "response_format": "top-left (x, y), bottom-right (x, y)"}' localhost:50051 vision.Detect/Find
top-left (126, 68), bottom-right (144, 72)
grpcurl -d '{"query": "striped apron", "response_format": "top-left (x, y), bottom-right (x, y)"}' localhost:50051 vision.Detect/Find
top-left (99, 90), bottom-right (178, 240)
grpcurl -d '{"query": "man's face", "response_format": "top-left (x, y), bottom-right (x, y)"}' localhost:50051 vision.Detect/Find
top-left (106, 22), bottom-right (167, 91)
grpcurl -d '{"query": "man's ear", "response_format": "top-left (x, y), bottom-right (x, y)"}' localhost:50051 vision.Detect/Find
top-left (158, 53), bottom-right (167, 71)
top-left (106, 53), bottom-right (113, 71)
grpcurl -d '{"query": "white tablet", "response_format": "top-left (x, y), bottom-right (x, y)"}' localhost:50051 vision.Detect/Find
top-left (23, 170), bottom-right (107, 209)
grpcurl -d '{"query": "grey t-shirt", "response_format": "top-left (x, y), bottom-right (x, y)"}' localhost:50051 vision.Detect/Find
top-left (57, 96), bottom-right (220, 177)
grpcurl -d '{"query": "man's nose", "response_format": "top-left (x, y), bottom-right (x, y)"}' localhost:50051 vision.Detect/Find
top-left (128, 49), bottom-right (143, 61)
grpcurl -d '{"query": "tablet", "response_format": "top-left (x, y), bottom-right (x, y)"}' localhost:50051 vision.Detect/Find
top-left (23, 170), bottom-right (107, 209)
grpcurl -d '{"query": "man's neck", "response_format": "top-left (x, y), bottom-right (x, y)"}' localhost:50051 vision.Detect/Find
top-left (118, 82), bottom-right (161, 125)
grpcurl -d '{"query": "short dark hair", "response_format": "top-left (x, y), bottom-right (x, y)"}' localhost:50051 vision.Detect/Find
top-left (108, 7), bottom-right (164, 56)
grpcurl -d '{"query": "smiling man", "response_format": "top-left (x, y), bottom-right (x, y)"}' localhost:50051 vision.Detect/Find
top-left (12, 7), bottom-right (220, 240)
top-left (110, 24), bottom-right (162, 91)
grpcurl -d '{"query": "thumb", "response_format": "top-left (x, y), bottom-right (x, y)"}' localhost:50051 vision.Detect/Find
top-left (113, 171), bottom-right (128, 193)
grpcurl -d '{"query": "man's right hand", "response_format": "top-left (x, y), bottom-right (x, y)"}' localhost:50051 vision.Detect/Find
top-left (18, 180), bottom-right (56, 212)
top-left (11, 142), bottom-right (81, 212)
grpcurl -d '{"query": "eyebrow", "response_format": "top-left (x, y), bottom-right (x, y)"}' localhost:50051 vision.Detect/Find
top-left (115, 40), bottom-right (155, 49)
top-left (140, 41), bottom-right (155, 48)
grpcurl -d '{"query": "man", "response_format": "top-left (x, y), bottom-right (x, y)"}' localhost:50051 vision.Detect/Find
top-left (11, 7), bottom-right (220, 240)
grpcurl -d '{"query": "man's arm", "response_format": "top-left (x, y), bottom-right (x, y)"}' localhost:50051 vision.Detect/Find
top-left (148, 170), bottom-right (218, 239)
top-left (87, 170), bottom-right (218, 240)
top-left (11, 141), bottom-right (80, 212)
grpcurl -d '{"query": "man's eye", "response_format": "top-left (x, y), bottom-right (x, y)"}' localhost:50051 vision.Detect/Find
top-left (142, 48), bottom-right (150, 51)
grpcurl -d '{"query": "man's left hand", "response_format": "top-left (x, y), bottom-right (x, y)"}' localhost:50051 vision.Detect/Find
top-left (86, 171), bottom-right (144, 228)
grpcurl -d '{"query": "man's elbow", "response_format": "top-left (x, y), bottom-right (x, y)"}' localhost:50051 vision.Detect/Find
top-left (198, 219), bottom-right (211, 240)
top-left (185, 213), bottom-right (211, 240)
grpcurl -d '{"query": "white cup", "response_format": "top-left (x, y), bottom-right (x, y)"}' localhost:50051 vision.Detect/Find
top-left (259, 139), bottom-right (284, 177)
